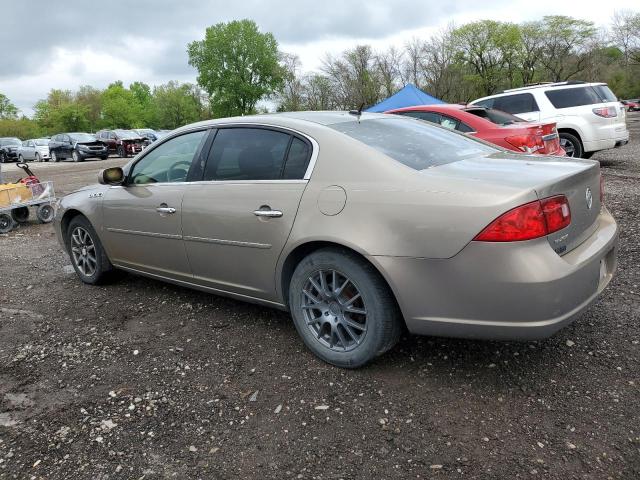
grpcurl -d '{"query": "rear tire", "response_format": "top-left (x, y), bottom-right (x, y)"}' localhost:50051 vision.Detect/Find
top-left (11, 207), bottom-right (29, 224)
top-left (66, 216), bottom-right (114, 285)
top-left (18, 154), bottom-right (24, 163)
top-left (35, 152), bottom-right (41, 162)
top-left (288, 248), bottom-right (402, 368)
top-left (559, 132), bottom-right (583, 158)
top-left (0, 152), bottom-right (6, 164)
top-left (36, 204), bottom-right (54, 223)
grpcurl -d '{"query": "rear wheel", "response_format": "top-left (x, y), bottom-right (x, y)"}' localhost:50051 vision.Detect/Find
top-left (36, 204), bottom-right (54, 223)
top-left (289, 248), bottom-right (402, 368)
top-left (0, 152), bottom-right (6, 163)
top-left (66, 216), bottom-right (114, 284)
top-left (11, 207), bottom-right (29, 224)
top-left (117, 146), bottom-right (126, 158)
top-left (0, 213), bottom-right (14, 233)
top-left (35, 152), bottom-right (41, 162)
top-left (18, 154), bottom-right (24, 163)
top-left (559, 132), bottom-right (583, 158)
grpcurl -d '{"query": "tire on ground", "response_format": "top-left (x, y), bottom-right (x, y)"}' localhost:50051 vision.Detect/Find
top-left (288, 247), bottom-right (403, 368)
top-left (66, 215), bottom-right (115, 285)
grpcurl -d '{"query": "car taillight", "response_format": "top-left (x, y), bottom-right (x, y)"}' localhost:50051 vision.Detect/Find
top-left (592, 106), bottom-right (617, 118)
top-left (474, 195), bottom-right (571, 242)
top-left (505, 133), bottom-right (544, 153)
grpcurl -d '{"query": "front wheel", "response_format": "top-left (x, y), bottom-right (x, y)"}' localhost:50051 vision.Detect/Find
top-left (35, 152), bottom-right (41, 162)
top-left (0, 152), bottom-right (5, 164)
top-left (559, 132), bottom-right (583, 158)
top-left (18, 154), bottom-right (24, 163)
top-left (288, 248), bottom-right (402, 368)
top-left (72, 151), bottom-right (82, 162)
top-left (66, 216), bottom-right (114, 285)
top-left (36, 204), bottom-right (54, 223)
top-left (51, 151), bottom-right (59, 163)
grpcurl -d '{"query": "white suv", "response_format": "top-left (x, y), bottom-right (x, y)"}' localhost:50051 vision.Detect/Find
top-left (469, 82), bottom-right (629, 158)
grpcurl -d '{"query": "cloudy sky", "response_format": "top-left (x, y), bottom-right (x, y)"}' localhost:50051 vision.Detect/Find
top-left (1, 0), bottom-right (638, 115)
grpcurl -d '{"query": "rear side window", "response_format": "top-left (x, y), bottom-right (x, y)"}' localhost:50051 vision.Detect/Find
top-left (329, 118), bottom-right (495, 171)
top-left (592, 85), bottom-right (617, 102)
top-left (396, 111), bottom-right (441, 124)
top-left (204, 128), bottom-right (290, 181)
top-left (282, 137), bottom-right (312, 179)
top-left (545, 87), bottom-right (606, 109)
top-left (493, 93), bottom-right (539, 114)
top-left (465, 108), bottom-right (526, 125)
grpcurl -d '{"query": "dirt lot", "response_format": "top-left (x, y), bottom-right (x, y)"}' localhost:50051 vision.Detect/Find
top-left (1, 117), bottom-right (639, 479)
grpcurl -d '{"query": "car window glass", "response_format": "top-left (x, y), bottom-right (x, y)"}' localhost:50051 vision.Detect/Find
top-left (493, 93), bottom-right (539, 114)
top-left (474, 99), bottom-right (494, 108)
top-left (396, 111), bottom-right (441, 124)
top-left (545, 86), bottom-right (609, 109)
top-left (129, 130), bottom-right (207, 185)
top-left (282, 137), bottom-right (312, 179)
top-left (456, 122), bottom-right (474, 133)
top-left (438, 115), bottom-right (459, 130)
top-left (330, 117), bottom-right (496, 170)
top-left (204, 128), bottom-right (291, 181)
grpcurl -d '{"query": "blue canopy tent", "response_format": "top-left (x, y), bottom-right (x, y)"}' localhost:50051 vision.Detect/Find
top-left (365, 84), bottom-right (444, 113)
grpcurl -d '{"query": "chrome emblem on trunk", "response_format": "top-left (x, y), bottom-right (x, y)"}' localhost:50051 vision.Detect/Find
top-left (585, 187), bottom-right (593, 210)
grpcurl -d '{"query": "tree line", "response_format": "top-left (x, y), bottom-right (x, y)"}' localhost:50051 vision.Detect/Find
top-left (1, 12), bottom-right (639, 138)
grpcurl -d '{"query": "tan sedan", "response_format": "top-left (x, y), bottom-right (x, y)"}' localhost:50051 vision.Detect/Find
top-left (54, 112), bottom-right (618, 367)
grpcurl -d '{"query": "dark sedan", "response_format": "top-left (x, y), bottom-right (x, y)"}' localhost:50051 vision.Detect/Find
top-left (0, 137), bottom-right (22, 163)
top-left (49, 133), bottom-right (109, 162)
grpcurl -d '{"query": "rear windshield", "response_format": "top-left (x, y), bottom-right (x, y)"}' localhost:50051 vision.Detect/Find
top-left (545, 86), bottom-right (616, 109)
top-left (329, 118), bottom-right (496, 170)
top-left (0, 138), bottom-right (21, 146)
top-left (465, 108), bottom-right (526, 125)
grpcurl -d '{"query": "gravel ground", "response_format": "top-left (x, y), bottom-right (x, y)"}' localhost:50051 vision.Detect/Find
top-left (0, 117), bottom-right (639, 479)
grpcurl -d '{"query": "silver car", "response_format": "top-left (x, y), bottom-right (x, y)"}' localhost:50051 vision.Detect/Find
top-left (54, 112), bottom-right (618, 367)
top-left (17, 138), bottom-right (50, 162)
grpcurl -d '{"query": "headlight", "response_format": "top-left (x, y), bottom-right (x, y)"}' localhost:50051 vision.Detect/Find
top-left (78, 145), bottom-right (89, 150)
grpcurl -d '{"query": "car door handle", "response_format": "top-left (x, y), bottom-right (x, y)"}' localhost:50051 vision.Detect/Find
top-left (253, 208), bottom-right (283, 218)
top-left (156, 205), bottom-right (176, 214)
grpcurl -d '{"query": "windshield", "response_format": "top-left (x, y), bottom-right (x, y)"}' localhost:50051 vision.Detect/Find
top-left (0, 138), bottom-right (21, 146)
top-left (115, 130), bottom-right (142, 139)
top-left (465, 108), bottom-right (526, 126)
top-left (34, 139), bottom-right (49, 146)
top-left (329, 117), bottom-right (496, 170)
top-left (69, 133), bottom-right (97, 143)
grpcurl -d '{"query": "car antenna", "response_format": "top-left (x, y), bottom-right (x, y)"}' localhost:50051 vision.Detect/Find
top-left (348, 103), bottom-right (365, 123)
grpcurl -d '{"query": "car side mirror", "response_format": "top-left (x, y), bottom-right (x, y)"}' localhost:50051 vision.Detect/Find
top-left (98, 167), bottom-right (124, 185)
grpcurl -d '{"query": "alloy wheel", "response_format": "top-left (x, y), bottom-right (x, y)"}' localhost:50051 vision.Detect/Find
top-left (301, 269), bottom-right (368, 352)
top-left (560, 137), bottom-right (575, 157)
top-left (70, 226), bottom-right (97, 277)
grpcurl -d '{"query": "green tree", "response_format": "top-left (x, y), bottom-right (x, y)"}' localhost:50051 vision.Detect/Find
top-left (101, 82), bottom-right (140, 128)
top-left (130, 81), bottom-right (158, 126)
top-left (153, 81), bottom-right (203, 129)
top-left (76, 85), bottom-right (103, 131)
top-left (187, 19), bottom-right (284, 117)
top-left (0, 93), bottom-right (19, 119)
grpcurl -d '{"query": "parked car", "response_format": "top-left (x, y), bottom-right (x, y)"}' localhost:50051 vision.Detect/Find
top-left (469, 82), bottom-right (629, 158)
top-left (17, 138), bottom-right (51, 162)
top-left (54, 112), bottom-right (618, 368)
top-left (0, 137), bottom-right (22, 163)
top-left (95, 129), bottom-right (147, 158)
top-left (49, 133), bottom-right (109, 162)
top-left (387, 104), bottom-right (564, 156)
top-left (621, 99), bottom-right (640, 112)
top-left (133, 128), bottom-right (160, 143)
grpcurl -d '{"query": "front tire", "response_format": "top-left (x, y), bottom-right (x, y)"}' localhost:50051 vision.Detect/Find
top-left (559, 132), bottom-right (583, 158)
top-left (18, 154), bottom-right (24, 163)
top-left (72, 151), bottom-right (82, 162)
top-left (0, 152), bottom-right (5, 164)
top-left (35, 152), bottom-right (41, 162)
top-left (51, 151), bottom-right (59, 163)
top-left (66, 216), bottom-right (114, 285)
top-left (288, 248), bottom-right (402, 368)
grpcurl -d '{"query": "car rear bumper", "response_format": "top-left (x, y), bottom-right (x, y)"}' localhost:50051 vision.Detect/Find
top-left (583, 127), bottom-right (630, 152)
top-left (371, 207), bottom-right (618, 341)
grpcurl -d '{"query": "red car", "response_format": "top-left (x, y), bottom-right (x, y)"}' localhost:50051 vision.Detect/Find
top-left (386, 104), bottom-right (564, 156)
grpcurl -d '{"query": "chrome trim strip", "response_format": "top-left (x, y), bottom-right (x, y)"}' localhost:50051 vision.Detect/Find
top-left (109, 180), bottom-right (308, 188)
top-left (183, 235), bottom-right (271, 249)
top-left (106, 227), bottom-right (182, 240)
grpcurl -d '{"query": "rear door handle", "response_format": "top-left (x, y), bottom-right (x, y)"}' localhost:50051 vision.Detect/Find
top-left (156, 204), bottom-right (176, 214)
top-left (254, 208), bottom-right (283, 218)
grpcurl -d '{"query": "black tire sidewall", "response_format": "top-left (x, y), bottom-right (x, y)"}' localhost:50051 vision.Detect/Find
top-left (289, 249), bottom-right (396, 368)
top-left (0, 213), bottom-right (14, 233)
top-left (11, 207), bottom-right (29, 223)
top-left (560, 133), bottom-right (583, 158)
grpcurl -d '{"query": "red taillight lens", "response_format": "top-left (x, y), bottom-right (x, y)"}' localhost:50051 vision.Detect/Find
top-left (474, 195), bottom-right (571, 242)
top-left (592, 106), bottom-right (617, 118)
top-left (505, 133), bottom-right (544, 153)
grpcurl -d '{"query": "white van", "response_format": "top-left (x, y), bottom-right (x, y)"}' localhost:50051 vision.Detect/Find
top-left (470, 82), bottom-right (629, 158)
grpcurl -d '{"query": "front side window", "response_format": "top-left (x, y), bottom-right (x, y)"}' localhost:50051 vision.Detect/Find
top-left (129, 130), bottom-right (207, 184)
top-left (203, 128), bottom-right (292, 181)
top-left (330, 117), bottom-right (496, 171)
top-left (493, 93), bottom-right (539, 114)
